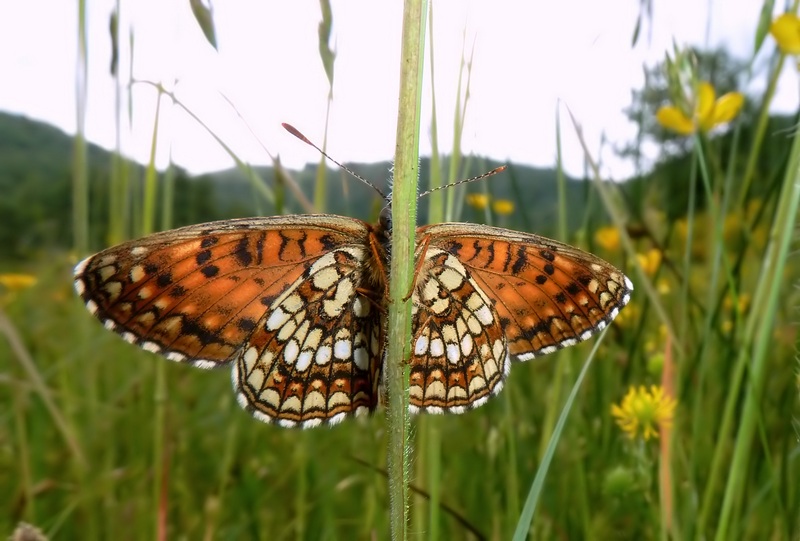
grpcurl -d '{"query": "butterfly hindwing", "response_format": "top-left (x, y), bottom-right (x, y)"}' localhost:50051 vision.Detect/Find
top-left (408, 246), bottom-right (510, 414)
top-left (233, 243), bottom-right (385, 427)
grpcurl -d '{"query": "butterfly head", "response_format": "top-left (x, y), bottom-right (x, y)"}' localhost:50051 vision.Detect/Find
top-left (378, 206), bottom-right (392, 237)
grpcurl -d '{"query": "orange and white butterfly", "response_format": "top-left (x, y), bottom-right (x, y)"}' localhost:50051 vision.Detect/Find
top-left (74, 129), bottom-right (632, 429)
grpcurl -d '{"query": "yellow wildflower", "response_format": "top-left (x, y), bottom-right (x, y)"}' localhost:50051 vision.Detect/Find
top-left (611, 385), bottom-right (677, 441)
top-left (0, 273), bottom-right (37, 291)
top-left (636, 249), bottom-right (662, 276)
top-left (492, 199), bottom-right (515, 216)
top-left (771, 13), bottom-right (800, 54)
top-left (0, 273), bottom-right (38, 306)
top-left (594, 226), bottom-right (621, 252)
top-left (723, 292), bottom-right (750, 314)
top-left (722, 292), bottom-right (751, 330)
top-left (656, 81), bottom-right (744, 135)
top-left (466, 193), bottom-right (490, 210)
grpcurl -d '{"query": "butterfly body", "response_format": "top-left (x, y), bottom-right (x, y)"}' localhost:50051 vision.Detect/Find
top-left (74, 213), bottom-right (632, 428)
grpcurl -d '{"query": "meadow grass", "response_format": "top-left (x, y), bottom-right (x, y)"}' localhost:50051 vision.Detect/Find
top-left (2, 4), bottom-right (799, 541)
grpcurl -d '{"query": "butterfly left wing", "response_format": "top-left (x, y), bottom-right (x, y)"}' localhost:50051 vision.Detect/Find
top-left (74, 215), bottom-right (387, 428)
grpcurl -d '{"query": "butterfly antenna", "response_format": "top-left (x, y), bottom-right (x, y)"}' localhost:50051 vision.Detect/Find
top-left (282, 123), bottom-right (389, 202)
top-left (418, 166), bottom-right (507, 198)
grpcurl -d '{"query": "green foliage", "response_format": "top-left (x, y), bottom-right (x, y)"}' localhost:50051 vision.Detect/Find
top-left (0, 113), bottom-right (222, 261)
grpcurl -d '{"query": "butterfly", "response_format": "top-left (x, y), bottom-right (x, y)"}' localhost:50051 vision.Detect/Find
top-left (74, 129), bottom-right (632, 429)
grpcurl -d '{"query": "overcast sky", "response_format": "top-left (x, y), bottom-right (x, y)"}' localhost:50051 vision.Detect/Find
top-left (0, 1), bottom-right (794, 180)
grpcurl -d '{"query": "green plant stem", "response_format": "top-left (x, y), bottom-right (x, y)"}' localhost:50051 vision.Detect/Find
top-left (736, 53), bottom-right (785, 212)
top-left (73, 0), bottom-right (89, 256)
top-left (387, 1), bottom-right (427, 539)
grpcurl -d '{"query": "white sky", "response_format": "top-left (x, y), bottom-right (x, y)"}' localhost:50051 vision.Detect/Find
top-left (0, 1), bottom-right (795, 180)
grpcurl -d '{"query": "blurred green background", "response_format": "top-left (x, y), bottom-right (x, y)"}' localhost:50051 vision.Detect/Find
top-left (1, 2), bottom-right (798, 540)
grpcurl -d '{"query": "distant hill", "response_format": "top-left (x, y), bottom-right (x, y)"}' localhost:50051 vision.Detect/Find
top-left (0, 112), bottom-right (216, 260)
top-left (2, 111), bottom-right (624, 263)
top-left (197, 155), bottom-right (599, 235)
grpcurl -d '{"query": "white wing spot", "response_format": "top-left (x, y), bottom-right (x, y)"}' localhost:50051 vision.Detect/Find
top-left (166, 351), bottom-right (186, 362)
top-left (492, 339), bottom-right (505, 363)
top-left (354, 346), bottom-right (369, 370)
top-left (354, 406), bottom-right (369, 418)
top-left (624, 276), bottom-right (634, 291)
top-left (129, 265), bottom-right (146, 283)
top-left (414, 335), bottom-right (429, 355)
top-left (308, 251), bottom-right (337, 273)
top-left (475, 305), bottom-right (494, 325)
top-left (316, 345), bottom-right (332, 365)
top-left (446, 343), bottom-right (461, 364)
top-left (438, 267), bottom-right (464, 290)
top-left (303, 328), bottom-right (323, 350)
top-left (193, 359), bottom-right (218, 370)
top-left (266, 308), bottom-right (291, 331)
top-left (98, 265), bottom-right (116, 282)
top-left (142, 341), bottom-right (161, 353)
top-left (430, 338), bottom-right (444, 358)
top-left (277, 318), bottom-right (298, 342)
top-left (460, 333), bottom-right (474, 356)
top-left (422, 278), bottom-right (439, 301)
top-left (284, 339), bottom-right (300, 364)
top-left (312, 266), bottom-right (340, 291)
top-left (334, 339), bottom-right (351, 360)
top-left (282, 294), bottom-right (304, 314)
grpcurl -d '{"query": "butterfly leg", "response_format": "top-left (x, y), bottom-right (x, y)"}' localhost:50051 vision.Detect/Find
top-left (402, 233), bottom-right (432, 302)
